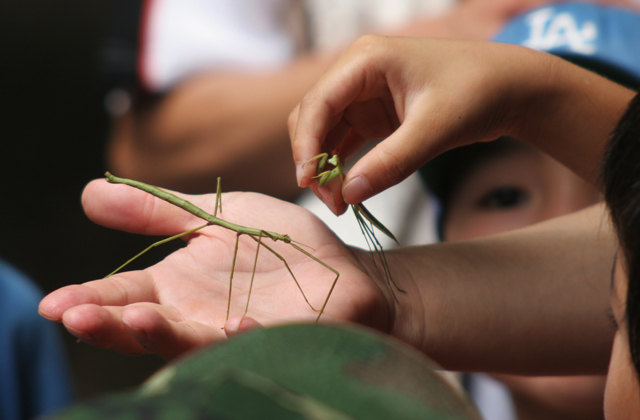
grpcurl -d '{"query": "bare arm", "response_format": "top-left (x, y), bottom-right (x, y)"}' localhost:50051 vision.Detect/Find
top-left (108, 52), bottom-right (337, 199)
top-left (41, 182), bottom-right (615, 374)
top-left (384, 204), bottom-right (615, 375)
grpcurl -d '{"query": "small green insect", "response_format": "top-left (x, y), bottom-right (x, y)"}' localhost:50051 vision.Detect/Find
top-left (305, 153), bottom-right (405, 301)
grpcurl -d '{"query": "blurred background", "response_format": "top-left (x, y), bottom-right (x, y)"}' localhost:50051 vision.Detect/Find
top-left (0, 0), bottom-right (169, 400)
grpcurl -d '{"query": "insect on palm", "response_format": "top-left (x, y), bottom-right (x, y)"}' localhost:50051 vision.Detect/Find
top-left (103, 173), bottom-right (339, 324)
top-left (102, 158), bottom-right (402, 326)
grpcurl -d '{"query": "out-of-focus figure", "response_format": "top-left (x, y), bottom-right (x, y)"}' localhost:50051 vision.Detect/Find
top-left (1, 258), bottom-right (74, 420)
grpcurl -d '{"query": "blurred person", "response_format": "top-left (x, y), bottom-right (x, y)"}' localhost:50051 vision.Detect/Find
top-left (423, 138), bottom-right (604, 420)
top-left (102, 0), bottom-right (455, 199)
top-left (100, 1), bottom-right (640, 255)
top-left (0, 258), bottom-right (74, 420)
top-left (103, 0), bottom-right (640, 198)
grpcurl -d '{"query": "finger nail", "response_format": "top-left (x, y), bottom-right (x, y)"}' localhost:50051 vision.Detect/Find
top-left (296, 164), bottom-right (303, 187)
top-left (318, 186), bottom-right (332, 203)
top-left (38, 309), bottom-right (58, 322)
top-left (343, 176), bottom-right (373, 204)
top-left (66, 326), bottom-right (92, 343)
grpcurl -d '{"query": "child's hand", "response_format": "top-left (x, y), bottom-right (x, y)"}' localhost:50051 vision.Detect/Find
top-left (289, 36), bottom-right (632, 213)
top-left (39, 179), bottom-right (392, 360)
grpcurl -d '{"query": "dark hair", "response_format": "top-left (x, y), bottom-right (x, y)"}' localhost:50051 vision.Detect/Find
top-left (602, 92), bottom-right (640, 377)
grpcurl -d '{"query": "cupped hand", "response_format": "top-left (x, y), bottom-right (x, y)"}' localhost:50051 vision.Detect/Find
top-left (39, 179), bottom-right (390, 360)
top-left (289, 36), bottom-right (556, 214)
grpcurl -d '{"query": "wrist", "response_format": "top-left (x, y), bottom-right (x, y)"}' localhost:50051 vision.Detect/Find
top-left (353, 247), bottom-right (429, 352)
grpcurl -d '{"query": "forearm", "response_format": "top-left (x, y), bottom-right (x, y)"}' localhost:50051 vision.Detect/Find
top-left (108, 52), bottom-right (338, 198)
top-left (511, 57), bottom-right (635, 185)
top-left (382, 204), bottom-right (615, 375)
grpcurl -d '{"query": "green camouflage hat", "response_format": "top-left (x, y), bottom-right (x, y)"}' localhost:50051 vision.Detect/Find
top-left (50, 324), bottom-right (480, 420)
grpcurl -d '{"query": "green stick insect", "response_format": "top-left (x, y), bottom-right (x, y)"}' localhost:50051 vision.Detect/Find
top-left (103, 157), bottom-right (402, 325)
top-left (103, 172), bottom-right (339, 324)
top-left (305, 153), bottom-right (406, 301)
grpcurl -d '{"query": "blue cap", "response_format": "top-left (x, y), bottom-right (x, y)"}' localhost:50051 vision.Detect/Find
top-left (492, 2), bottom-right (640, 87)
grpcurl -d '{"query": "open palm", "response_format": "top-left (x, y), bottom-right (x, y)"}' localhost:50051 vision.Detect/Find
top-left (39, 179), bottom-right (389, 360)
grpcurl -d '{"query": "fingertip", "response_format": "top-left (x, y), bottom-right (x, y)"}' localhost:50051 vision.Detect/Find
top-left (59, 303), bottom-right (150, 356)
top-left (299, 156), bottom-right (322, 188)
top-left (308, 183), bottom-right (346, 215)
top-left (82, 177), bottom-right (106, 196)
top-left (316, 185), bottom-right (334, 206)
top-left (329, 185), bottom-right (348, 215)
top-left (61, 304), bottom-right (109, 343)
top-left (223, 317), bottom-right (241, 336)
top-left (123, 307), bottom-right (185, 359)
top-left (39, 284), bottom-right (95, 322)
top-left (224, 316), bottom-right (264, 337)
top-left (296, 164), bottom-right (314, 188)
top-left (122, 306), bottom-right (160, 346)
top-left (81, 178), bottom-right (109, 212)
top-left (38, 297), bottom-right (61, 322)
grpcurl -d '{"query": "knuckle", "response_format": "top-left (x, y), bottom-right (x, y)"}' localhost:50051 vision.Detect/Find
top-left (348, 35), bottom-right (392, 68)
top-left (351, 34), bottom-right (387, 52)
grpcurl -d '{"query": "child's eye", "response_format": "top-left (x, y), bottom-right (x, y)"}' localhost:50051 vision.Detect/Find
top-left (477, 187), bottom-right (529, 209)
top-left (607, 308), bottom-right (619, 329)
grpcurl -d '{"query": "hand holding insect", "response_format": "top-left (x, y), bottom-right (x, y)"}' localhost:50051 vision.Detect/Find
top-left (38, 178), bottom-right (390, 360)
top-left (305, 153), bottom-right (404, 301)
top-left (289, 36), bottom-right (617, 208)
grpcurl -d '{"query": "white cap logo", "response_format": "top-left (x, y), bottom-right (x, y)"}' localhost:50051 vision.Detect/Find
top-left (523, 8), bottom-right (597, 55)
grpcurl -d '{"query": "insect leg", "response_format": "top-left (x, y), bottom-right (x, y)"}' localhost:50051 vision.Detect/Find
top-left (227, 232), bottom-right (241, 321)
top-left (105, 223), bottom-right (210, 278)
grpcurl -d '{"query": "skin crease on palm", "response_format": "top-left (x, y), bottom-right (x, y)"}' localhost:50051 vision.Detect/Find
top-left (442, 143), bottom-right (606, 420)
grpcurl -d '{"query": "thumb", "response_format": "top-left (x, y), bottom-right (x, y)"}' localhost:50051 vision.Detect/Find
top-left (342, 122), bottom-right (438, 204)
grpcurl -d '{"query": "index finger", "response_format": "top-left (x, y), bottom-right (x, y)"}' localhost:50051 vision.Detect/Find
top-left (290, 50), bottom-right (374, 187)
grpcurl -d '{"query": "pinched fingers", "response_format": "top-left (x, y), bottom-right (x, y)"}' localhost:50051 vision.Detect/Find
top-left (290, 35), bottom-right (401, 188)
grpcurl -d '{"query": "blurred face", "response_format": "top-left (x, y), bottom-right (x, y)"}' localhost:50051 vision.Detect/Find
top-left (444, 146), bottom-right (600, 241)
top-left (443, 145), bottom-right (605, 419)
top-left (604, 256), bottom-right (640, 420)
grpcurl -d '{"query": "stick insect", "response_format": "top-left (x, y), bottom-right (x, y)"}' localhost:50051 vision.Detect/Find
top-left (103, 172), bottom-right (339, 324)
top-left (305, 153), bottom-right (406, 302)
